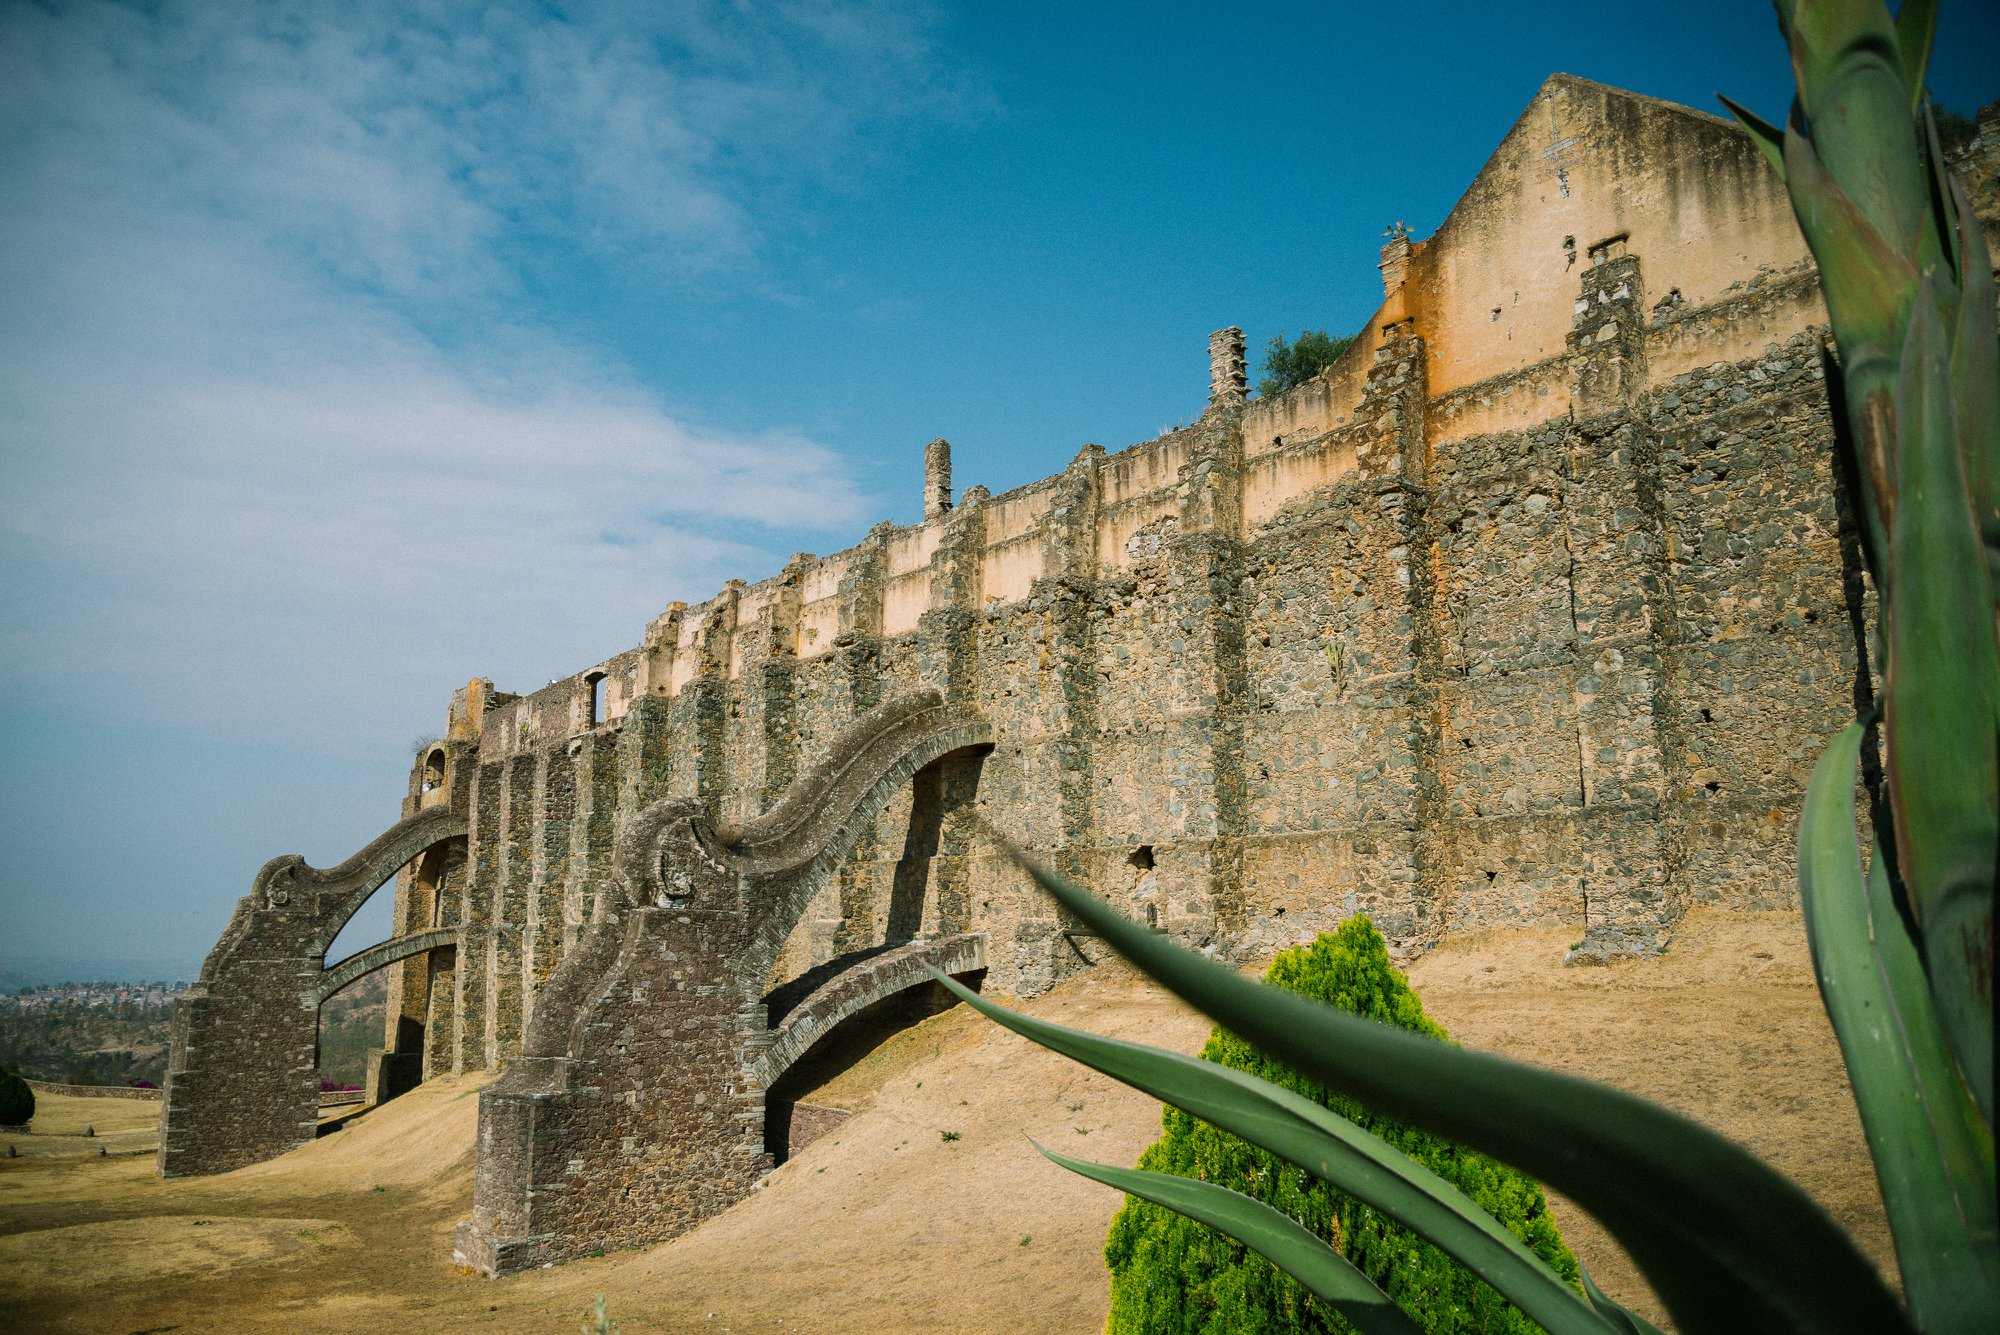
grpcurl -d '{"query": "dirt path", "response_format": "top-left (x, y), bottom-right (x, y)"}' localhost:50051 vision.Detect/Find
top-left (0, 908), bottom-right (1892, 1334)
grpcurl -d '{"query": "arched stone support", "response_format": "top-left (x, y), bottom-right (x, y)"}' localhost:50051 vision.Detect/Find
top-left (157, 809), bottom-right (468, 1178)
top-left (456, 691), bottom-right (992, 1275)
top-left (315, 927), bottom-right (460, 1007)
top-left (752, 933), bottom-right (986, 1090)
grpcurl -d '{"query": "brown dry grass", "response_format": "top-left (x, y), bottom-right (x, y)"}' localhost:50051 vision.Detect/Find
top-left (0, 907), bottom-right (1892, 1334)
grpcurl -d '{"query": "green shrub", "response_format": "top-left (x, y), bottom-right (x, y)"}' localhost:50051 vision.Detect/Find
top-left (1103, 918), bottom-right (1576, 1334)
top-left (0, 1065), bottom-right (34, 1127)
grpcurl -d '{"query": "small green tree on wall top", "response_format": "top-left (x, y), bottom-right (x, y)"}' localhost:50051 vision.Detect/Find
top-left (1259, 330), bottom-right (1355, 398)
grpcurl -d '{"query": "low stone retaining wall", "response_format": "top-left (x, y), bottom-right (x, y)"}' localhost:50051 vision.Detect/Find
top-left (23, 1078), bottom-right (161, 1101)
top-left (17, 1078), bottom-right (362, 1108)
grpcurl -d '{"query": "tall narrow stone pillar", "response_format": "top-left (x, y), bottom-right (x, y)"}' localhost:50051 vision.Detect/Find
top-left (924, 438), bottom-right (953, 520)
top-left (1352, 320), bottom-right (1448, 952)
top-left (831, 529), bottom-right (889, 953)
top-left (747, 556), bottom-right (810, 808)
top-left (688, 583), bottom-right (742, 810)
top-left (1021, 444), bottom-right (1106, 988)
top-left (1559, 246), bottom-right (1690, 959)
top-left (921, 485), bottom-right (987, 705)
top-left (453, 758), bottom-right (503, 1072)
top-left (1379, 232), bottom-right (1414, 299)
top-left (1208, 327), bottom-right (1247, 410)
top-left (1160, 412), bottom-right (1249, 948)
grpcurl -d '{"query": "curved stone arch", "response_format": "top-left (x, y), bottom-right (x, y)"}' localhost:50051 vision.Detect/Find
top-left (160, 806), bottom-right (470, 1179)
top-left (314, 927), bottom-right (459, 1007)
top-left (750, 933), bottom-right (986, 1090)
top-left (739, 715), bottom-right (990, 991)
top-left (611, 690), bottom-right (993, 995)
top-left (247, 805), bottom-right (468, 958)
top-left (461, 690), bottom-right (997, 1273)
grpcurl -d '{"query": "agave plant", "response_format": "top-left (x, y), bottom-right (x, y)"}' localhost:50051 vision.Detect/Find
top-left (939, 2), bottom-right (1996, 1331)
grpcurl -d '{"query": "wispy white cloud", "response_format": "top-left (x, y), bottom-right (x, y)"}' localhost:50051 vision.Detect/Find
top-left (0, 0), bottom-right (974, 752)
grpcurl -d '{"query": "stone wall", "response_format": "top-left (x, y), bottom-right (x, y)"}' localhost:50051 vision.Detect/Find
top-left (23, 1079), bottom-right (161, 1101)
top-left (349, 84), bottom-right (1998, 1094)
top-left (454, 694), bottom-right (994, 1271)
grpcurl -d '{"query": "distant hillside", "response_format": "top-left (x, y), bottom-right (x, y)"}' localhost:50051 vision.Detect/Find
top-left (0, 972), bottom-right (386, 1088)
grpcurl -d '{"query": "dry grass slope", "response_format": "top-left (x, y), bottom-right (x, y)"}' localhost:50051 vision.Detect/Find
top-left (0, 908), bottom-right (1890, 1334)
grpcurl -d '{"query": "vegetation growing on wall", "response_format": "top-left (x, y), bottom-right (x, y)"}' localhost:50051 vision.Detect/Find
top-left (1258, 329), bottom-right (1354, 397)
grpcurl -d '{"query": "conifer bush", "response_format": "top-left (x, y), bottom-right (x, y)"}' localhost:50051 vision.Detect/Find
top-left (0, 1063), bottom-right (34, 1128)
top-left (1103, 918), bottom-right (1577, 1334)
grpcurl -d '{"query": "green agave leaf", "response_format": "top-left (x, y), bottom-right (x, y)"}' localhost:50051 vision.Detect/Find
top-left (986, 836), bottom-right (1912, 1335)
top-left (1885, 276), bottom-right (2000, 1124)
top-left (1946, 170), bottom-right (2000, 594)
top-left (1778, 0), bottom-right (1927, 254)
top-left (1033, 1145), bottom-right (1423, 1335)
top-left (1799, 721), bottom-right (2000, 1328)
top-left (1820, 341), bottom-right (1887, 589)
top-left (1717, 93), bottom-right (1788, 179)
top-left (1782, 114), bottom-right (1915, 362)
top-left (1916, 102), bottom-right (1958, 287)
top-left (1894, 0), bottom-right (1938, 111)
top-left (1578, 1266), bottom-right (1669, 1335)
top-left (1783, 119), bottom-right (1914, 546)
top-left (928, 971), bottom-right (1617, 1335)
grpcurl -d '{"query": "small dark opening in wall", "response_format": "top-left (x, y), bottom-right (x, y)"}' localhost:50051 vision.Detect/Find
top-left (586, 672), bottom-right (607, 727)
top-left (1127, 845), bottom-right (1155, 871)
top-left (1699, 708), bottom-right (1714, 724)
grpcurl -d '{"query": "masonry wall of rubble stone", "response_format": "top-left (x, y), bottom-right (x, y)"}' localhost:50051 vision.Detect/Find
top-left (387, 261), bottom-right (1855, 1087)
top-left (368, 87), bottom-right (1995, 1085)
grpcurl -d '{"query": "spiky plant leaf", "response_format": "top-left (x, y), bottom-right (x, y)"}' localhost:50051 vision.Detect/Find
top-left (1893, 0), bottom-right (1939, 112)
top-left (1778, 0), bottom-right (1930, 261)
top-left (1036, 1146), bottom-right (1424, 1335)
top-left (1884, 276), bottom-right (2000, 1122)
top-left (985, 839), bottom-right (1911, 1335)
top-left (1944, 171), bottom-right (2000, 590)
top-left (1578, 1267), bottom-right (1669, 1335)
top-left (1718, 94), bottom-right (1789, 177)
top-left (1799, 720), bottom-right (2000, 1327)
top-left (929, 969), bottom-right (1618, 1335)
top-left (1783, 120), bottom-right (1916, 550)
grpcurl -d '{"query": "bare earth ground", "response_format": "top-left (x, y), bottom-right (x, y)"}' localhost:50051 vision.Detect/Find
top-left (0, 908), bottom-right (1893, 1335)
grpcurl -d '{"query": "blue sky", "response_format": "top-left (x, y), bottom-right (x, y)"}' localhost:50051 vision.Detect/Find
top-left (2, 0), bottom-right (1995, 983)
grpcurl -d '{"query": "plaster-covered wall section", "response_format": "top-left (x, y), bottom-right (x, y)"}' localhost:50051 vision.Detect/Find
top-left (1415, 74), bottom-right (1809, 398)
top-left (1239, 72), bottom-right (1811, 478)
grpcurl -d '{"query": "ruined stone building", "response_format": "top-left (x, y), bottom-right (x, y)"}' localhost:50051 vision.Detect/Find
top-left (158, 77), bottom-right (2000, 1270)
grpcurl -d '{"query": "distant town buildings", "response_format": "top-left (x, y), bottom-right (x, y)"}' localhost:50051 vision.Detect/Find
top-left (3, 981), bottom-right (189, 1015)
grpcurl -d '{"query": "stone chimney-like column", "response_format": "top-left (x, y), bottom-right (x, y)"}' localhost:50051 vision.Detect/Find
top-left (1207, 327), bottom-right (1246, 409)
top-left (1379, 231), bottom-right (1413, 298)
top-left (924, 438), bottom-right (953, 520)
